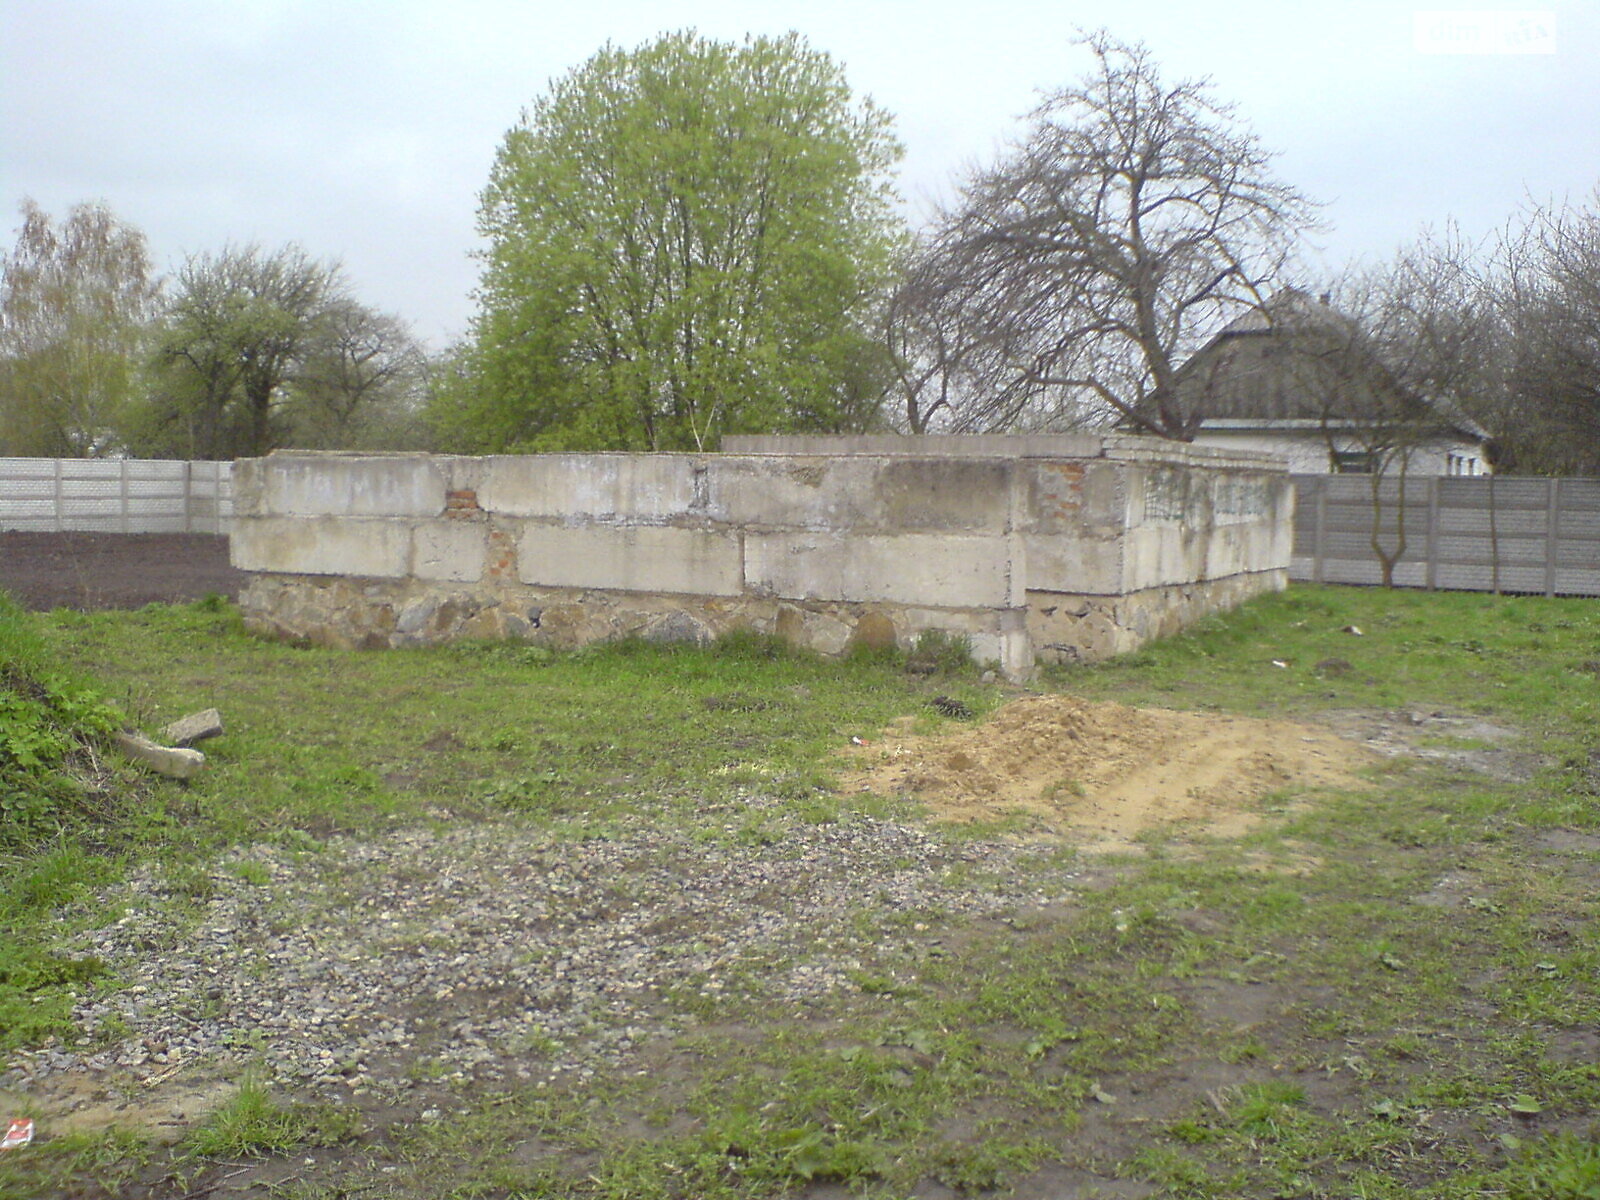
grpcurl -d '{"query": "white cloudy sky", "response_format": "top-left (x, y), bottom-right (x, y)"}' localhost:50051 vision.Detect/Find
top-left (3, 1), bottom-right (1596, 349)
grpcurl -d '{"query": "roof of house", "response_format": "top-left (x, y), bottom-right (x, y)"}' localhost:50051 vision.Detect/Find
top-left (1176, 290), bottom-right (1488, 442)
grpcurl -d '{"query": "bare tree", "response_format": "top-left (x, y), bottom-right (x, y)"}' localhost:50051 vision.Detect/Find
top-left (293, 302), bottom-right (426, 448)
top-left (912, 30), bottom-right (1317, 439)
top-left (1282, 233), bottom-right (1496, 584)
top-left (1497, 189), bottom-right (1600, 474)
top-left (882, 242), bottom-right (1011, 432)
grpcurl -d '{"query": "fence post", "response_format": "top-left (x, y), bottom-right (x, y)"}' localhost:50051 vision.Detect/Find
top-left (119, 459), bottom-right (130, 533)
top-left (53, 459), bottom-right (64, 532)
top-left (1312, 479), bottom-right (1327, 584)
top-left (182, 460), bottom-right (193, 533)
top-left (1546, 477), bottom-right (1560, 598)
top-left (1425, 476), bottom-right (1440, 591)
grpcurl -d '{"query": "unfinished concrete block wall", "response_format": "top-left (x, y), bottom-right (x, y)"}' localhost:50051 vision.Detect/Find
top-left (230, 437), bottom-right (1292, 677)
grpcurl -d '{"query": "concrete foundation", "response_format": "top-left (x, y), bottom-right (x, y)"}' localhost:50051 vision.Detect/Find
top-left (230, 437), bottom-right (1293, 678)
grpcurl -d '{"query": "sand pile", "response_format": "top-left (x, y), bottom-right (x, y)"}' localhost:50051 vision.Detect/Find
top-left (837, 695), bottom-right (1374, 848)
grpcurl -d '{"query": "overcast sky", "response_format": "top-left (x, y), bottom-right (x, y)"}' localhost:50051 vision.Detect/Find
top-left (4, 1), bottom-right (1596, 350)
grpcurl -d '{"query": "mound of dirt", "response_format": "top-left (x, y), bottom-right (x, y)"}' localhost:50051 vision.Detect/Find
top-left (837, 695), bottom-right (1376, 849)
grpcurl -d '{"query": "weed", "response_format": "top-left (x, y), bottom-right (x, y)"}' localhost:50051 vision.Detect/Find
top-left (0, 595), bottom-right (127, 848)
top-left (181, 1072), bottom-right (308, 1159)
top-left (0, 1126), bottom-right (152, 1197)
top-left (181, 1071), bottom-right (361, 1160)
top-left (223, 858), bottom-right (270, 886)
top-left (931, 1136), bottom-right (1051, 1190)
top-left (903, 627), bottom-right (977, 676)
top-left (1502, 1129), bottom-right (1600, 1200)
top-left (1223, 1080), bottom-right (1307, 1133)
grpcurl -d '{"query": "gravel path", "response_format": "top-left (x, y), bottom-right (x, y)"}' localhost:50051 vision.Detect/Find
top-left (6, 798), bottom-right (1078, 1108)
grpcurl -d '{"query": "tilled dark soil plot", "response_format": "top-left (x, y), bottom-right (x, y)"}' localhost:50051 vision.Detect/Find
top-left (0, 532), bottom-right (245, 611)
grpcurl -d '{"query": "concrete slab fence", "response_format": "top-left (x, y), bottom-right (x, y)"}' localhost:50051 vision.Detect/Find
top-left (1291, 473), bottom-right (1600, 597)
top-left (229, 437), bottom-right (1293, 678)
top-left (0, 457), bottom-right (234, 533)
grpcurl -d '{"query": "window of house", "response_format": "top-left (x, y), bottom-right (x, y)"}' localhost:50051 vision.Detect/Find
top-left (1333, 451), bottom-right (1374, 474)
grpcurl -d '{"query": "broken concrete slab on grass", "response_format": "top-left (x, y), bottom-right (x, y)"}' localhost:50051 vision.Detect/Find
top-left (161, 708), bottom-right (225, 748)
top-left (114, 731), bottom-right (206, 781)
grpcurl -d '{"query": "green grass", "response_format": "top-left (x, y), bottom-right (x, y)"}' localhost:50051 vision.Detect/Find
top-left (1, 584), bottom-right (1599, 1198)
top-left (34, 605), bottom-right (991, 851)
top-left (179, 1071), bottom-right (361, 1160)
top-left (0, 596), bottom-right (139, 1052)
top-left (0, 593), bottom-right (127, 847)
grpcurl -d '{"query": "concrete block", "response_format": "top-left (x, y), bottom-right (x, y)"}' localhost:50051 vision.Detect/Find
top-left (1023, 532), bottom-right (1125, 596)
top-left (258, 453), bottom-right (447, 518)
top-left (230, 458), bottom-right (267, 517)
top-left (479, 455), bottom-right (697, 520)
top-left (115, 731), bottom-right (205, 780)
top-left (1122, 525), bottom-right (1209, 591)
top-left (973, 619), bottom-right (1036, 684)
top-left (412, 521), bottom-right (486, 582)
top-left (231, 517), bottom-right (410, 578)
top-left (1102, 435), bottom-right (1284, 472)
top-left (706, 456), bottom-right (1013, 532)
top-left (161, 709), bottom-right (224, 747)
top-left (746, 532), bottom-right (1013, 607)
top-left (516, 525), bottom-right (743, 596)
top-left (701, 456), bottom-right (863, 528)
top-left (1025, 460), bottom-right (1126, 534)
top-left (723, 433), bottom-right (1107, 458)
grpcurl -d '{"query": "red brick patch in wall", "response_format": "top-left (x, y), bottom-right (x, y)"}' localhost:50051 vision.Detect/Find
top-left (445, 490), bottom-right (481, 519)
top-left (485, 527), bottom-right (518, 580)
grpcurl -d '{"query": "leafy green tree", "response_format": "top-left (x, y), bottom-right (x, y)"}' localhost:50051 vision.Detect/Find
top-left (457, 30), bottom-right (904, 452)
top-left (0, 199), bottom-right (161, 456)
top-left (142, 244), bottom-right (338, 458)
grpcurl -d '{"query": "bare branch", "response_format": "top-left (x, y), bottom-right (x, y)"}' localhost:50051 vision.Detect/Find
top-left (892, 30), bottom-right (1318, 438)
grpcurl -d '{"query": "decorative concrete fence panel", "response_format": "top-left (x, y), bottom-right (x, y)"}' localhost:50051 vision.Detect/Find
top-left (1291, 474), bottom-right (1600, 597)
top-left (231, 437), bottom-right (1293, 678)
top-left (0, 457), bottom-right (233, 533)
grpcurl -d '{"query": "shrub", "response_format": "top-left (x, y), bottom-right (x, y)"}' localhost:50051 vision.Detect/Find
top-left (0, 595), bottom-right (124, 847)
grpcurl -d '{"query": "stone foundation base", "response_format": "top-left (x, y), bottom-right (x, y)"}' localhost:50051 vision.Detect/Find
top-left (239, 574), bottom-right (1035, 677)
top-left (239, 568), bottom-right (1285, 676)
top-left (1026, 570), bottom-right (1286, 665)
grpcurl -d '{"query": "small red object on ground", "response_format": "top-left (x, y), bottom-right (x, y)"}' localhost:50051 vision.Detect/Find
top-left (0, 1117), bottom-right (33, 1150)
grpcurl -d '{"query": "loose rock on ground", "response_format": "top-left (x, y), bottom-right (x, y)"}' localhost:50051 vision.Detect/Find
top-left (4, 796), bottom-right (1078, 1128)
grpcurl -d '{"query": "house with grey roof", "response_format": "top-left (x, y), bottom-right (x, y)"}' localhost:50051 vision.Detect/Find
top-left (1174, 290), bottom-right (1491, 476)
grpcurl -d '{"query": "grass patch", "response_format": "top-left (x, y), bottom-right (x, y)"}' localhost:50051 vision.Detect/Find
top-left (34, 604), bottom-right (982, 851)
top-left (179, 1072), bottom-right (361, 1161)
top-left (0, 598), bottom-right (142, 1053)
top-left (0, 594), bottom-right (128, 848)
top-left (3, 584), bottom-right (1600, 1197)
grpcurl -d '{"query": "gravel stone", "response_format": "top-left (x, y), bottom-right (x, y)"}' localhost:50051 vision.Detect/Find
top-left (4, 797), bottom-right (1078, 1099)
